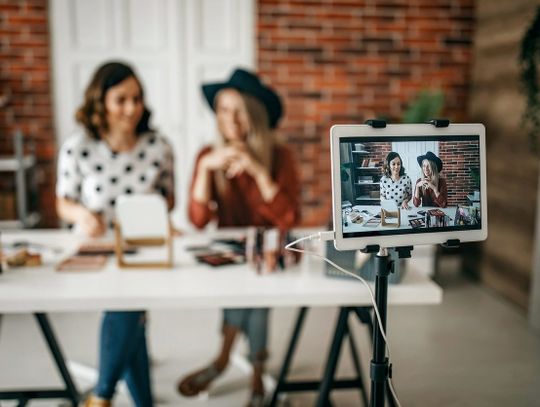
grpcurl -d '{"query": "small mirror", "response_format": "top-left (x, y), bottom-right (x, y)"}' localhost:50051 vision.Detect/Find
top-left (114, 194), bottom-right (172, 268)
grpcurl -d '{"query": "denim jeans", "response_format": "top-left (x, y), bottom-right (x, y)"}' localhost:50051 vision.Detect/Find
top-left (223, 308), bottom-right (269, 362)
top-left (94, 311), bottom-right (153, 407)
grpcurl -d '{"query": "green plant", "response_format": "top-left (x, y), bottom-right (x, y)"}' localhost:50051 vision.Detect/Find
top-left (519, 6), bottom-right (540, 152)
top-left (469, 167), bottom-right (480, 189)
top-left (402, 90), bottom-right (444, 123)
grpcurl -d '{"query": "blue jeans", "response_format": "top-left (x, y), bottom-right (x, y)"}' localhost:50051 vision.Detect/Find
top-left (94, 311), bottom-right (153, 407)
top-left (223, 308), bottom-right (269, 362)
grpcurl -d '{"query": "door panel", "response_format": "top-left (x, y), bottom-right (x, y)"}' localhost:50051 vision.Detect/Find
top-left (51, 0), bottom-right (254, 227)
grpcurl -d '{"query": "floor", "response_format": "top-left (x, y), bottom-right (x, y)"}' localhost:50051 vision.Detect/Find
top-left (1, 261), bottom-right (540, 406)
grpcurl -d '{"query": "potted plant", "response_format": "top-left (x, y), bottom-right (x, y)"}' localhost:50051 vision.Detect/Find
top-left (519, 6), bottom-right (540, 152)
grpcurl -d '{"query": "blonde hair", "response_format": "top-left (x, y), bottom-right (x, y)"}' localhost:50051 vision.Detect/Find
top-left (213, 90), bottom-right (279, 194)
top-left (422, 159), bottom-right (440, 188)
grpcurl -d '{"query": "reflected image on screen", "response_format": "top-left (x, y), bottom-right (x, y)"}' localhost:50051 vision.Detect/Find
top-left (339, 135), bottom-right (482, 238)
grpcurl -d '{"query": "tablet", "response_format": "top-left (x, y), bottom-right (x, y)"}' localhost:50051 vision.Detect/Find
top-left (330, 123), bottom-right (487, 250)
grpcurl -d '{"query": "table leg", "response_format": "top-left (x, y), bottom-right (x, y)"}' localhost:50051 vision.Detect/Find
top-left (269, 306), bottom-right (308, 407)
top-left (347, 326), bottom-right (368, 407)
top-left (315, 307), bottom-right (349, 407)
top-left (0, 314), bottom-right (80, 406)
top-left (34, 313), bottom-right (80, 406)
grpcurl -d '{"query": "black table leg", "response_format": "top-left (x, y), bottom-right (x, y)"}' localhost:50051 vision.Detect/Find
top-left (315, 307), bottom-right (349, 407)
top-left (0, 313), bottom-right (80, 406)
top-left (270, 306), bottom-right (371, 406)
top-left (269, 307), bottom-right (308, 407)
top-left (34, 313), bottom-right (80, 406)
top-left (348, 325), bottom-right (368, 407)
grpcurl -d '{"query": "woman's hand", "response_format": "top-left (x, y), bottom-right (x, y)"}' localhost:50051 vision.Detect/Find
top-left (79, 210), bottom-right (106, 237)
top-left (401, 200), bottom-right (410, 210)
top-left (423, 179), bottom-right (439, 195)
top-left (199, 148), bottom-right (233, 172)
top-left (222, 143), bottom-right (263, 179)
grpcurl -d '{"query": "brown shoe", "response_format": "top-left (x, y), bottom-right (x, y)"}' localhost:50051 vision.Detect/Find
top-left (82, 395), bottom-right (111, 407)
top-left (177, 364), bottom-right (222, 397)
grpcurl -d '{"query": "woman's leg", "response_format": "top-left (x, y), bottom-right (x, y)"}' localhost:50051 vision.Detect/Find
top-left (94, 311), bottom-right (147, 402)
top-left (177, 309), bottom-right (243, 396)
top-left (245, 308), bottom-right (270, 396)
top-left (122, 317), bottom-right (153, 407)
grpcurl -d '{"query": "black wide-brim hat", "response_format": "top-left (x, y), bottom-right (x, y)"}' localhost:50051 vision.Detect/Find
top-left (417, 151), bottom-right (443, 172)
top-left (202, 68), bottom-right (283, 129)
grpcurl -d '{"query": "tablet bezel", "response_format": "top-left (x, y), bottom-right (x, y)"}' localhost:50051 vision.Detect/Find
top-left (330, 123), bottom-right (488, 251)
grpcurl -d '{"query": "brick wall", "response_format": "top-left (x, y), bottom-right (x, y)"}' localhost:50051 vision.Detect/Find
top-left (257, 0), bottom-right (475, 225)
top-left (439, 141), bottom-right (479, 206)
top-left (0, 1), bottom-right (476, 229)
top-left (0, 0), bottom-right (56, 226)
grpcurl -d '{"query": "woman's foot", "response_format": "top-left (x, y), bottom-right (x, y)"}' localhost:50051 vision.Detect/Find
top-left (82, 395), bottom-right (111, 407)
top-left (177, 362), bottom-right (225, 397)
top-left (245, 392), bottom-right (265, 407)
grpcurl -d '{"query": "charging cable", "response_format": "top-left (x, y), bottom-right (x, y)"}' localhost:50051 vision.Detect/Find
top-left (286, 232), bottom-right (402, 407)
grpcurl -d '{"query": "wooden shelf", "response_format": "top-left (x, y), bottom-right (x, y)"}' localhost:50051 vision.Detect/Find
top-left (355, 196), bottom-right (380, 201)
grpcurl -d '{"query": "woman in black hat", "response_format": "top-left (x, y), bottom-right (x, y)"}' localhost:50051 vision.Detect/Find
top-left (413, 151), bottom-right (447, 207)
top-left (178, 68), bottom-right (300, 406)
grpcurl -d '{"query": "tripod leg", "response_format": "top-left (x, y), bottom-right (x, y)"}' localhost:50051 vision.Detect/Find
top-left (315, 307), bottom-right (349, 407)
top-left (269, 307), bottom-right (309, 407)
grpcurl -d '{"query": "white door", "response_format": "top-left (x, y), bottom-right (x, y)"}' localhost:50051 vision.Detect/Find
top-left (50, 0), bottom-right (254, 228)
top-left (392, 141), bottom-right (439, 184)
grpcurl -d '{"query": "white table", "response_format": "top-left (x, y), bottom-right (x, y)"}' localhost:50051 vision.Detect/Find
top-left (343, 205), bottom-right (457, 234)
top-left (0, 230), bottom-right (442, 406)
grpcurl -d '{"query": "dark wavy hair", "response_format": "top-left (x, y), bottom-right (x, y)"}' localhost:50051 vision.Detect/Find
top-left (383, 151), bottom-right (405, 177)
top-left (75, 61), bottom-right (153, 140)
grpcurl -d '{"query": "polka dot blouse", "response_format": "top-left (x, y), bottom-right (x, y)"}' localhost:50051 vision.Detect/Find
top-left (56, 131), bottom-right (175, 229)
top-left (379, 174), bottom-right (412, 206)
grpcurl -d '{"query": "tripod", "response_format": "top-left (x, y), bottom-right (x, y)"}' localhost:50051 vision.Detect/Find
top-left (364, 244), bottom-right (413, 407)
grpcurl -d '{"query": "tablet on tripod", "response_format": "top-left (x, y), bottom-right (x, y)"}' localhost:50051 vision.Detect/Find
top-left (330, 123), bottom-right (488, 250)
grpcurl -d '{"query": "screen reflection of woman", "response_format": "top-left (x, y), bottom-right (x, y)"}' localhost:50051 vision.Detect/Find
top-left (379, 151), bottom-right (412, 209)
top-left (413, 151), bottom-right (447, 208)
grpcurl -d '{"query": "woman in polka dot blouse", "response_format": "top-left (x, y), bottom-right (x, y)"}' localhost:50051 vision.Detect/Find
top-left (56, 61), bottom-right (175, 407)
top-left (379, 151), bottom-right (412, 209)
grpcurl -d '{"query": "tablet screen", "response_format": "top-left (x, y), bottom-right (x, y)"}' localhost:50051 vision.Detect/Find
top-left (338, 135), bottom-right (482, 239)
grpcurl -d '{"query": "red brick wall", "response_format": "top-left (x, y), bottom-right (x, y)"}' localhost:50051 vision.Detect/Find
top-left (0, 0), bottom-right (56, 226)
top-left (439, 141), bottom-right (479, 206)
top-left (257, 0), bottom-right (475, 225)
top-left (0, 1), bottom-right (476, 228)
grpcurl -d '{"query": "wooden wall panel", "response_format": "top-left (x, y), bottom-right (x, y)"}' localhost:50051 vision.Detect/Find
top-left (469, 0), bottom-right (539, 309)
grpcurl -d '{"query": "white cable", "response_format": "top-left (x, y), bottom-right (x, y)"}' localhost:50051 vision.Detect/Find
top-left (286, 233), bottom-right (402, 407)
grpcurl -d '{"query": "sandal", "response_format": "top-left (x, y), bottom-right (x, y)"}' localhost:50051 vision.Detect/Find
top-left (246, 392), bottom-right (265, 407)
top-left (177, 364), bottom-right (222, 397)
top-left (82, 395), bottom-right (111, 407)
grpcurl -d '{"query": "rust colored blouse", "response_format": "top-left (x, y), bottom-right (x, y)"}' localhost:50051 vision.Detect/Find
top-left (188, 145), bottom-right (300, 230)
top-left (413, 177), bottom-right (448, 208)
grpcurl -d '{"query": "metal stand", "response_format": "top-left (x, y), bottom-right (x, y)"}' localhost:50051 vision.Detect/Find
top-left (0, 313), bottom-right (80, 406)
top-left (361, 244), bottom-right (412, 407)
top-left (370, 247), bottom-right (392, 407)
